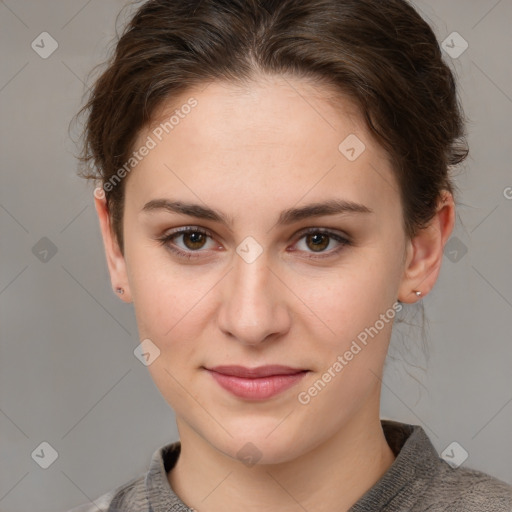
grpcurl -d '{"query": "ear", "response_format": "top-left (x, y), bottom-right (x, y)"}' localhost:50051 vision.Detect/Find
top-left (398, 190), bottom-right (455, 303)
top-left (93, 188), bottom-right (132, 303)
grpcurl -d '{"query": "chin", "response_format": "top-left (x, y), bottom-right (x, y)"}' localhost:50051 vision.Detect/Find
top-left (201, 418), bottom-right (310, 466)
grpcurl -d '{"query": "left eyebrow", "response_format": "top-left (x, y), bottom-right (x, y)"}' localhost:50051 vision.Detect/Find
top-left (278, 199), bottom-right (373, 224)
top-left (141, 198), bottom-right (373, 228)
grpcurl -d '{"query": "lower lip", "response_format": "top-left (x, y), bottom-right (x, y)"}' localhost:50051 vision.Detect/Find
top-left (206, 370), bottom-right (308, 400)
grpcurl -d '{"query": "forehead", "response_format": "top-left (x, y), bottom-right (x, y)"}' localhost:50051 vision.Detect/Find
top-left (126, 76), bottom-right (399, 219)
top-left (146, 75), bottom-right (368, 151)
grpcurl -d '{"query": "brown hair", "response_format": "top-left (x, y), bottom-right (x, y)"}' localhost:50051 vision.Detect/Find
top-left (76, 0), bottom-right (468, 254)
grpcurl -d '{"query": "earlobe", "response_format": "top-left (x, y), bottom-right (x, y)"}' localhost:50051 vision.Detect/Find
top-left (93, 188), bottom-right (132, 302)
top-left (398, 191), bottom-right (455, 303)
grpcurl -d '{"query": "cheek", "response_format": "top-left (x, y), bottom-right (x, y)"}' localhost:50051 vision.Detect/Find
top-left (127, 242), bottom-right (213, 338)
top-left (135, 274), bottom-right (208, 409)
top-left (294, 257), bottom-right (397, 341)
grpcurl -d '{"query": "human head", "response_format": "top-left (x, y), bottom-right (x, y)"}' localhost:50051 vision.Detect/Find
top-left (77, 0), bottom-right (467, 466)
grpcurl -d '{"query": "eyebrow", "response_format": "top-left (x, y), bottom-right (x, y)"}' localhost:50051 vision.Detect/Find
top-left (141, 198), bottom-right (373, 227)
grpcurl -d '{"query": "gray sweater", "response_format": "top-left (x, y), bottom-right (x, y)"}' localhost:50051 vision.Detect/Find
top-left (68, 420), bottom-right (512, 511)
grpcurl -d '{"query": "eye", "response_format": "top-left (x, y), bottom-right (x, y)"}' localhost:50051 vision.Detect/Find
top-left (157, 226), bottom-right (351, 261)
top-left (157, 227), bottom-right (218, 260)
top-left (291, 228), bottom-right (351, 259)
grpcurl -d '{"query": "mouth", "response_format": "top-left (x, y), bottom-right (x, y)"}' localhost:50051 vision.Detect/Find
top-left (203, 365), bottom-right (310, 400)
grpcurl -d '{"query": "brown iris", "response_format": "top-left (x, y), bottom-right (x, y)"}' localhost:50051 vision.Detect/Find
top-left (183, 232), bottom-right (207, 250)
top-left (306, 233), bottom-right (329, 252)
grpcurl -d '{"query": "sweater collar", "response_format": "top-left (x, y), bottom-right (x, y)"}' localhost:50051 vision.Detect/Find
top-left (144, 419), bottom-right (440, 511)
top-left (348, 420), bottom-right (439, 511)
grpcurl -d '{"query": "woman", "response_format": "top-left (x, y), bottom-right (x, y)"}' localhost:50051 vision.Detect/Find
top-left (71, 0), bottom-right (512, 510)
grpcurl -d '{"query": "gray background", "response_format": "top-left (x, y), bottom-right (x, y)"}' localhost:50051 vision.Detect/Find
top-left (0, 1), bottom-right (511, 511)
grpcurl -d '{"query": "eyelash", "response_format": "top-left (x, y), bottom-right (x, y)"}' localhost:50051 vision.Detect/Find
top-left (156, 226), bottom-right (352, 261)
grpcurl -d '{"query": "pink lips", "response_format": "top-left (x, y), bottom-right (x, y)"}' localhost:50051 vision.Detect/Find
top-left (205, 365), bottom-right (309, 400)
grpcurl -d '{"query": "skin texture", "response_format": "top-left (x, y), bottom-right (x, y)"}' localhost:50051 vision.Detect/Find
top-left (94, 75), bottom-right (455, 512)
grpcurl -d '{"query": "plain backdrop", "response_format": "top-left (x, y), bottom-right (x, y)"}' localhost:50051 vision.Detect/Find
top-left (0, 1), bottom-right (511, 511)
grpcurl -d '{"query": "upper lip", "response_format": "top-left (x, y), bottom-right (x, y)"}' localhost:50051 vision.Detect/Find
top-left (206, 365), bottom-right (308, 378)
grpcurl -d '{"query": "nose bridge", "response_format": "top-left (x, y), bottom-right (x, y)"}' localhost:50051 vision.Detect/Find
top-left (217, 243), bottom-right (289, 345)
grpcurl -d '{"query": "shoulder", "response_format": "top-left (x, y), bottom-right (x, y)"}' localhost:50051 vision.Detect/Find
top-left (378, 420), bottom-right (511, 512)
top-left (66, 474), bottom-right (147, 512)
top-left (424, 461), bottom-right (512, 511)
top-left (66, 441), bottom-right (182, 512)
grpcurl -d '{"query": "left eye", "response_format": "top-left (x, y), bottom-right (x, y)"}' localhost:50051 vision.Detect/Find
top-left (294, 230), bottom-right (349, 254)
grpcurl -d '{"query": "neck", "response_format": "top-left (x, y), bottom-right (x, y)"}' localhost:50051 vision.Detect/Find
top-left (168, 403), bottom-right (396, 512)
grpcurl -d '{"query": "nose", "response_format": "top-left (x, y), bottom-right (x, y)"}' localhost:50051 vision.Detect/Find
top-left (217, 249), bottom-right (291, 346)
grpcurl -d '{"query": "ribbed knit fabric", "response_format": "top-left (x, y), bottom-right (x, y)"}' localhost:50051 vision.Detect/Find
top-left (68, 419), bottom-right (512, 511)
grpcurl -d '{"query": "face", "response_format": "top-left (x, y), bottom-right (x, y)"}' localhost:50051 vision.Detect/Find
top-left (99, 75), bottom-right (429, 464)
